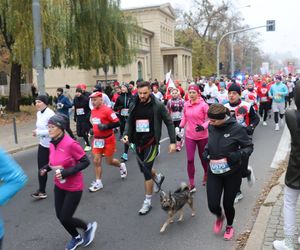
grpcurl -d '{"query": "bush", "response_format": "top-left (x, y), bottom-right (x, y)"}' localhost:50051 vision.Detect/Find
top-left (0, 96), bottom-right (8, 106)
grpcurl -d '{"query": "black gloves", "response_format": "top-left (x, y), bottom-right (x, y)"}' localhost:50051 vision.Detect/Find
top-left (206, 94), bottom-right (211, 99)
top-left (98, 124), bottom-right (108, 131)
top-left (202, 149), bottom-right (210, 162)
top-left (227, 151), bottom-right (242, 164)
top-left (195, 124), bottom-right (205, 132)
top-left (246, 125), bottom-right (255, 135)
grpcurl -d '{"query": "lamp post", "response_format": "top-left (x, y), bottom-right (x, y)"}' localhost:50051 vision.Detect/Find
top-left (230, 5), bottom-right (251, 77)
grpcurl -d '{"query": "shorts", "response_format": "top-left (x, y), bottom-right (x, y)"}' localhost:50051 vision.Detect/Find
top-left (92, 135), bottom-right (116, 157)
top-left (272, 102), bottom-right (285, 114)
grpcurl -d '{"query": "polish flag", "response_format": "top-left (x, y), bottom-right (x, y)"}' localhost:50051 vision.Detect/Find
top-left (166, 70), bottom-right (175, 90)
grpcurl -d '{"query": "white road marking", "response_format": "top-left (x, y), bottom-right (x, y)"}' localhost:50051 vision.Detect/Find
top-left (159, 137), bottom-right (169, 143)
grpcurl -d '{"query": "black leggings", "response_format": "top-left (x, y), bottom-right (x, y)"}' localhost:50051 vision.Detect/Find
top-left (259, 102), bottom-right (269, 121)
top-left (54, 186), bottom-right (87, 237)
top-left (37, 145), bottom-right (49, 193)
top-left (207, 169), bottom-right (242, 226)
top-left (274, 112), bottom-right (284, 123)
top-left (120, 116), bottom-right (129, 154)
top-left (0, 237), bottom-right (2, 250)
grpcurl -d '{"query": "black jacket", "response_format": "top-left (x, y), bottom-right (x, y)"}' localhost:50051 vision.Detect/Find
top-left (114, 92), bottom-right (133, 113)
top-left (285, 109), bottom-right (300, 189)
top-left (73, 95), bottom-right (90, 122)
top-left (205, 117), bottom-right (253, 176)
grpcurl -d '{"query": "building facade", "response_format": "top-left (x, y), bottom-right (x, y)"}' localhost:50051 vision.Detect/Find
top-left (40, 3), bottom-right (192, 95)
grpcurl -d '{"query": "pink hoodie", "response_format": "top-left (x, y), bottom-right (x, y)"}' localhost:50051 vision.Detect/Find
top-left (180, 98), bottom-right (209, 140)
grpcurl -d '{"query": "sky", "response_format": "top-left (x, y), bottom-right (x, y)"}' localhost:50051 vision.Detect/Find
top-left (121, 0), bottom-right (300, 61)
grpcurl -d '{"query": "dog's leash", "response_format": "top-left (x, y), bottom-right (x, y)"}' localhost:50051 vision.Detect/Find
top-left (127, 142), bottom-right (163, 192)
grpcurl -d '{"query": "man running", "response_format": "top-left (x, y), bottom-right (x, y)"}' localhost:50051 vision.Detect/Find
top-left (122, 81), bottom-right (176, 215)
top-left (89, 92), bottom-right (127, 192)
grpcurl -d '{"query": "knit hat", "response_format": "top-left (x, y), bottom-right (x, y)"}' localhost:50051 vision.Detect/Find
top-left (48, 114), bottom-right (67, 130)
top-left (121, 83), bottom-right (130, 91)
top-left (188, 84), bottom-right (200, 94)
top-left (94, 84), bottom-right (102, 92)
top-left (228, 83), bottom-right (241, 95)
top-left (36, 95), bottom-right (49, 105)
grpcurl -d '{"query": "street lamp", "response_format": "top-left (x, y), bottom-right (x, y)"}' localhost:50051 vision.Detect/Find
top-left (230, 5), bottom-right (251, 77)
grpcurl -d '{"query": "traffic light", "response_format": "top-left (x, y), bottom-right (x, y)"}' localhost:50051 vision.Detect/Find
top-left (219, 62), bottom-right (223, 70)
top-left (266, 20), bottom-right (275, 31)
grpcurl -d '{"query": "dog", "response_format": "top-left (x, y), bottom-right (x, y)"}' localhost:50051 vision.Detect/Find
top-left (159, 182), bottom-right (195, 233)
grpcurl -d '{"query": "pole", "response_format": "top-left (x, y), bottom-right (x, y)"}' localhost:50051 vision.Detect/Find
top-left (217, 25), bottom-right (266, 78)
top-left (230, 32), bottom-right (234, 77)
top-left (13, 116), bottom-right (18, 144)
top-left (32, 0), bottom-right (45, 95)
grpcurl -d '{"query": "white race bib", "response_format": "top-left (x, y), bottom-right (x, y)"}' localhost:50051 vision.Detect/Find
top-left (76, 108), bottom-right (85, 115)
top-left (121, 108), bottom-right (129, 116)
top-left (260, 97), bottom-right (268, 102)
top-left (171, 111), bottom-right (181, 120)
top-left (93, 139), bottom-right (105, 148)
top-left (136, 119), bottom-right (150, 132)
top-left (92, 117), bottom-right (101, 125)
top-left (209, 158), bottom-right (230, 174)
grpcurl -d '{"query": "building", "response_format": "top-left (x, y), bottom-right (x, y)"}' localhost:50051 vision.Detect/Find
top-left (40, 3), bottom-right (192, 95)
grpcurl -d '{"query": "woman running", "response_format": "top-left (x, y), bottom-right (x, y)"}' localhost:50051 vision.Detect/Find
top-left (41, 114), bottom-right (97, 250)
top-left (204, 104), bottom-right (253, 240)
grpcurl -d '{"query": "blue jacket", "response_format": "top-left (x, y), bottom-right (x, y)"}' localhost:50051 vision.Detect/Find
top-left (0, 149), bottom-right (27, 239)
top-left (269, 82), bottom-right (288, 103)
top-left (56, 95), bottom-right (72, 117)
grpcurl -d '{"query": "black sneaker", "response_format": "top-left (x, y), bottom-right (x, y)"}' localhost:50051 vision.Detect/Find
top-left (31, 191), bottom-right (47, 199)
top-left (65, 235), bottom-right (83, 250)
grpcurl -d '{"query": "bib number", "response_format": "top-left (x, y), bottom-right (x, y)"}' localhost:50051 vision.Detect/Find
top-left (171, 112), bottom-right (181, 120)
top-left (136, 119), bottom-right (150, 132)
top-left (92, 118), bottom-right (101, 125)
top-left (209, 158), bottom-right (230, 174)
top-left (94, 139), bottom-right (105, 148)
top-left (121, 108), bottom-right (129, 116)
top-left (76, 108), bottom-right (85, 115)
top-left (260, 97), bottom-right (268, 102)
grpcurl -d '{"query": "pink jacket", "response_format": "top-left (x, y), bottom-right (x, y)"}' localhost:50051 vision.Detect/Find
top-left (180, 98), bottom-right (209, 140)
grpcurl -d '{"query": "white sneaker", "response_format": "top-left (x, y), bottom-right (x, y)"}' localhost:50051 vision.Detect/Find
top-left (275, 124), bottom-right (280, 131)
top-left (153, 173), bottom-right (165, 193)
top-left (273, 239), bottom-right (294, 250)
top-left (84, 145), bottom-right (92, 152)
top-left (234, 192), bottom-right (243, 204)
top-left (247, 166), bottom-right (255, 188)
top-left (120, 162), bottom-right (127, 179)
top-left (263, 121), bottom-right (267, 126)
top-left (89, 181), bottom-right (103, 192)
top-left (138, 199), bottom-right (152, 215)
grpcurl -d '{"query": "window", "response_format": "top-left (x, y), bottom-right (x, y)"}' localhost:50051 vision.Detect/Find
top-left (145, 38), bottom-right (148, 44)
top-left (138, 61), bottom-right (143, 81)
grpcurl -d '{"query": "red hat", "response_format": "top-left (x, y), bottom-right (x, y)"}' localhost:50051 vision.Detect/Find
top-left (114, 81), bottom-right (120, 86)
top-left (188, 84), bottom-right (200, 93)
top-left (89, 91), bottom-right (102, 98)
top-left (81, 84), bottom-right (87, 90)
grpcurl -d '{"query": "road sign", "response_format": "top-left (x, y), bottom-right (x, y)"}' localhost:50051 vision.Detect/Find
top-left (266, 20), bottom-right (275, 31)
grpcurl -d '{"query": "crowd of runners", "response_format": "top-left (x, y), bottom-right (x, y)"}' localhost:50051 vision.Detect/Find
top-left (1, 73), bottom-right (299, 250)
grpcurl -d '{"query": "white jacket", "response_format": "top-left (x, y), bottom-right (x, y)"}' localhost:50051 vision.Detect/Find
top-left (35, 107), bottom-right (55, 148)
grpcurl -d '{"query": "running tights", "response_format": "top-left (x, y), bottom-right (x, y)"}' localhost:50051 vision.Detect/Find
top-left (119, 116), bottom-right (129, 154)
top-left (274, 112), bottom-right (284, 124)
top-left (54, 186), bottom-right (87, 237)
top-left (207, 170), bottom-right (242, 226)
top-left (259, 102), bottom-right (269, 121)
top-left (37, 145), bottom-right (49, 193)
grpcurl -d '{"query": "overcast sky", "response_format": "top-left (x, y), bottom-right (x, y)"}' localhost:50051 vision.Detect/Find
top-left (121, 0), bottom-right (300, 60)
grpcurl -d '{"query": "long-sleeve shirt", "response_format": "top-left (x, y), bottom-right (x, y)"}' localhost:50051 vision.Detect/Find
top-left (268, 82), bottom-right (289, 103)
top-left (36, 107), bottom-right (55, 148)
top-left (0, 149), bottom-right (27, 239)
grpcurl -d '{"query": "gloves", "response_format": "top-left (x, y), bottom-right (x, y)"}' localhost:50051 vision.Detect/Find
top-left (227, 151), bottom-right (242, 164)
top-left (195, 124), bottom-right (204, 132)
top-left (202, 149), bottom-right (210, 162)
top-left (206, 94), bottom-right (211, 99)
top-left (98, 124), bottom-right (108, 131)
top-left (57, 103), bottom-right (64, 109)
top-left (246, 125), bottom-right (255, 135)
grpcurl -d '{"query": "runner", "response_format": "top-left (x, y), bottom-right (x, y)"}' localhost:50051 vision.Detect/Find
top-left (268, 75), bottom-right (289, 131)
top-left (113, 83), bottom-right (133, 161)
top-left (204, 104), bottom-right (253, 240)
top-left (203, 77), bottom-right (218, 105)
top-left (242, 80), bottom-right (258, 111)
top-left (257, 81), bottom-right (271, 126)
top-left (273, 82), bottom-right (300, 250)
top-left (0, 149), bottom-right (27, 250)
top-left (285, 76), bottom-right (295, 108)
top-left (41, 114), bottom-right (97, 250)
top-left (167, 88), bottom-right (185, 151)
top-left (180, 84), bottom-right (209, 190)
top-left (152, 84), bottom-right (164, 101)
top-left (73, 88), bottom-right (91, 151)
top-left (122, 81), bottom-right (176, 215)
top-left (216, 81), bottom-right (228, 104)
top-left (224, 83), bottom-right (258, 203)
top-left (31, 95), bottom-right (55, 199)
top-left (89, 91), bottom-right (127, 192)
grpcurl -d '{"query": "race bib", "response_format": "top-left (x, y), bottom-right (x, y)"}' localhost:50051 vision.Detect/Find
top-left (136, 119), bottom-right (150, 132)
top-left (121, 108), bottom-right (129, 116)
top-left (209, 158), bottom-right (230, 174)
top-left (76, 108), bottom-right (85, 115)
top-left (261, 97), bottom-right (268, 102)
top-left (93, 139), bottom-right (105, 148)
top-left (171, 111), bottom-right (182, 120)
top-left (92, 117), bottom-right (101, 125)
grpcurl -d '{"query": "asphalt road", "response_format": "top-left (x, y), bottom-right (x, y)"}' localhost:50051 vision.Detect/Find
top-left (2, 119), bottom-right (284, 250)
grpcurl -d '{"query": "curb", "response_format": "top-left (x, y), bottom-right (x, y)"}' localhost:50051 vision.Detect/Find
top-left (7, 143), bottom-right (38, 154)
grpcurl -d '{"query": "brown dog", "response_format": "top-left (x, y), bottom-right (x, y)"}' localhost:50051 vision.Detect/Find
top-left (160, 183), bottom-right (195, 233)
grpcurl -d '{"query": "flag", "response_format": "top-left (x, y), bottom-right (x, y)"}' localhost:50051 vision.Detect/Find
top-left (165, 70), bottom-right (175, 90)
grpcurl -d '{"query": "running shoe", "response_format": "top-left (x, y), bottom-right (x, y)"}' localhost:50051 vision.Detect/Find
top-left (247, 166), bottom-right (255, 188)
top-left (202, 174), bottom-right (207, 186)
top-left (263, 121), bottom-right (267, 126)
top-left (83, 222), bottom-right (98, 247)
top-left (153, 173), bottom-right (165, 193)
top-left (138, 199), bottom-right (152, 215)
top-left (234, 191), bottom-right (243, 204)
top-left (121, 153), bottom-right (128, 161)
top-left (31, 191), bottom-right (47, 199)
top-left (84, 145), bottom-right (92, 152)
top-left (89, 181), bottom-right (103, 192)
top-left (188, 184), bottom-right (196, 193)
top-left (275, 124), bottom-right (280, 131)
top-left (176, 141), bottom-right (181, 152)
top-left (65, 235), bottom-right (84, 250)
top-left (223, 226), bottom-right (234, 240)
top-left (120, 162), bottom-right (127, 179)
top-left (213, 214), bottom-right (224, 234)
top-left (273, 238), bottom-right (294, 250)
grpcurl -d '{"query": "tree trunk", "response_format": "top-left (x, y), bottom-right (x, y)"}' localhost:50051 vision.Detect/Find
top-left (7, 63), bottom-right (22, 112)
